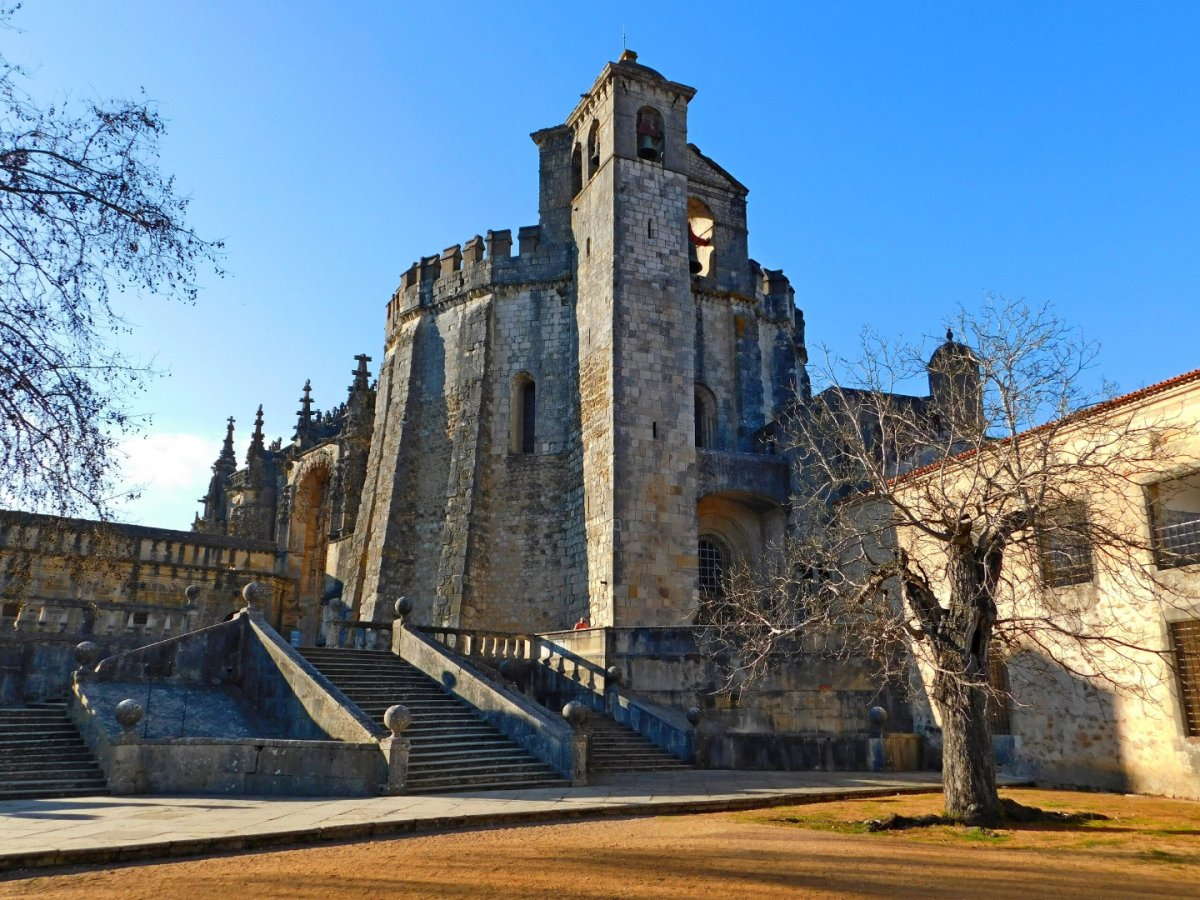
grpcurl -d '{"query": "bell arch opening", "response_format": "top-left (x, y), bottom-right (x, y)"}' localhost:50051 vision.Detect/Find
top-left (636, 106), bottom-right (664, 163)
top-left (688, 197), bottom-right (715, 277)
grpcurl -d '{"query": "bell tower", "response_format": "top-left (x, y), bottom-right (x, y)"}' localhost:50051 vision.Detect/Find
top-left (568, 52), bottom-right (699, 627)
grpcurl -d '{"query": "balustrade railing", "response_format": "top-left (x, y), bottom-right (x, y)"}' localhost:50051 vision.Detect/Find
top-left (417, 626), bottom-right (612, 705)
top-left (328, 619), bottom-right (392, 650)
top-left (419, 626), bottom-right (535, 662)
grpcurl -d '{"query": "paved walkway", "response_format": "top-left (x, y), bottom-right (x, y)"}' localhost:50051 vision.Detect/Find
top-left (0, 770), bottom-right (952, 873)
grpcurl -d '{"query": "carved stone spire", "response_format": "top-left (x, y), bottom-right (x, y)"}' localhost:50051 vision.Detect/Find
top-left (217, 416), bottom-right (237, 477)
top-left (246, 405), bottom-right (266, 465)
top-left (351, 354), bottom-right (371, 395)
top-left (294, 380), bottom-right (315, 446)
top-left (195, 416), bottom-right (237, 532)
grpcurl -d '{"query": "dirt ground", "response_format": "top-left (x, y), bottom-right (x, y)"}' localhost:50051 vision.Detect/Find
top-left (3, 788), bottom-right (1198, 899)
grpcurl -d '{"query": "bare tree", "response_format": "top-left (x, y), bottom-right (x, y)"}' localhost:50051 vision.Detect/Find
top-left (706, 296), bottom-right (1198, 825)
top-left (0, 11), bottom-right (222, 518)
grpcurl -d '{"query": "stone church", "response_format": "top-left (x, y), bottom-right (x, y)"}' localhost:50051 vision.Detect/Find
top-left (199, 50), bottom-right (819, 646)
top-left (13, 52), bottom-right (1194, 800)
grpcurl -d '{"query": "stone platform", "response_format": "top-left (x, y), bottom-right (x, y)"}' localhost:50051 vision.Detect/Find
top-left (0, 770), bottom-right (976, 873)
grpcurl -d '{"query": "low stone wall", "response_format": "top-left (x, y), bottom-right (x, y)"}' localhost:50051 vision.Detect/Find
top-left (73, 610), bottom-right (387, 796)
top-left (83, 727), bottom-right (381, 796)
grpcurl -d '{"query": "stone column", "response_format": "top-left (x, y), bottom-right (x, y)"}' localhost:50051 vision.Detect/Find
top-left (563, 701), bottom-right (591, 786)
top-left (380, 704), bottom-right (412, 794)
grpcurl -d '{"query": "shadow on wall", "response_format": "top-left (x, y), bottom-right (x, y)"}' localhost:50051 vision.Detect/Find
top-left (1005, 649), bottom-right (1127, 792)
top-left (395, 312), bottom-right (450, 623)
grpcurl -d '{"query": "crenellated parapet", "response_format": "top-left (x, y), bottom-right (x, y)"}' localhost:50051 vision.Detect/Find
top-left (384, 224), bottom-right (573, 333)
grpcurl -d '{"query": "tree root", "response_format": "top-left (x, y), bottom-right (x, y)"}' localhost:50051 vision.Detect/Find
top-left (863, 798), bottom-right (1110, 832)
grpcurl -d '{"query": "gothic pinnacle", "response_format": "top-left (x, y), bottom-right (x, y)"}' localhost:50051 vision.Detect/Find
top-left (247, 404), bottom-right (266, 464)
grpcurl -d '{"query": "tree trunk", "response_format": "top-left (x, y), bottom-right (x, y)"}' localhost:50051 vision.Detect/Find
top-left (934, 667), bottom-right (1001, 825)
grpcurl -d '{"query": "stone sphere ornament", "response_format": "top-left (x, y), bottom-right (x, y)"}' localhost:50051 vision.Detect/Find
top-left (685, 706), bottom-right (702, 726)
top-left (605, 665), bottom-right (622, 687)
top-left (562, 701), bottom-right (590, 727)
top-left (242, 581), bottom-right (268, 609)
top-left (114, 698), bottom-right (144, 732)
top-left (394, 596), bottom-right (413, 620)
top-left (383, 704), bottom-right (412, 735)
top-left (74, 641), bottom-right (100, 669)
top-left (184, 584), bottom-right (201, 606)
top-left (868, 706), bottom-right (889, 728)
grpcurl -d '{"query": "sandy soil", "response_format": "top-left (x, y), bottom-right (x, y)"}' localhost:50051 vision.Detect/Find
top-left (3, 788), bottom-right (1197, 899)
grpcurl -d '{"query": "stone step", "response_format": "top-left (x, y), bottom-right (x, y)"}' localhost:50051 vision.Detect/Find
top-left (0, 705), bottom-right (107, 799)
top-left (0, 710), bottom-right (70, 720)
top-left (0, 781), bottom-right (108, 800)
top-left (409, 745), bottom-right (532, 764)
top-left (0, 739), bottom-right (95, 755)
top-left (2, 755), bottom-right (97, 771)
top-left (406, 767), bottom-right (560, 786)
top-left (407, 757), bottom-right (555, 774)
top-left (299, 648), bottom-right (566, 793)
top-left (405, 726), bottom-right (501, 738)
top-left (1, 765), bottom-right (106, 782)
top-left (0, 723), bottom-right (83, 735)
top-left (408, 741), bottom-right (516, 755)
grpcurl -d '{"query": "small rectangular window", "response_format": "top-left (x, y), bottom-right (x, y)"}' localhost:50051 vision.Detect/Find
top-left (132, 611), bottom-right (149, 626)
top-left (1, 601), bottom-right (19, 621)
top-left (987, 650), bottom-right (1011, 735)
top-left (1170, 619), bottom-right (1200, 737)
top-left (1037, 503), bottom-right (1094, 587)
top-left (1148, 472), bottom-right (1200, 569)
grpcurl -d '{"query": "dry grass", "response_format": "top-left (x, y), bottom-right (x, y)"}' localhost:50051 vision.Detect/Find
top-left (2, 788), bottom-right (1197, 898)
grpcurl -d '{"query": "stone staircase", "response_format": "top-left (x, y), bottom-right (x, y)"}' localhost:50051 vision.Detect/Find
top-left (299, 647), bottom-right (570, 794)
top-left (0, 702), bottom-right (107, 800)
top-left (585, 714), bottom-right (692, 773)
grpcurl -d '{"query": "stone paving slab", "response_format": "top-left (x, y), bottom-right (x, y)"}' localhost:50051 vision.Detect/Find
top-left (0, 770), bottom-right (978, 874)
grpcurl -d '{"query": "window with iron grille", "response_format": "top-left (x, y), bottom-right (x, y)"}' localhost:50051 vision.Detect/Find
top-left (1037, 503), bottom-right (1094, 587)
top-left (1147, 472), bottom-right (1200, 569)
top-left (698, 535), bottom-right (729, 596)
top-left (987, 650), bottom-right (1011, 735)
top-left (1170, 619), bottom-right (1200, 738)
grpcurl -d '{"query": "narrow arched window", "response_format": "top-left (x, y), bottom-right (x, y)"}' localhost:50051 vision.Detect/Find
top-left (636, 107), bottom-right (664, 163)
top-left (694, 384), bottom-right (717, 449)
top-left (587, 121), bottom-right (601, 179)
top-left (571, 143), bottom-right (583, 196)
top-left (522, 380), bottom-right (536, 453)
top-left (511, 373), bottom-right (537, 454)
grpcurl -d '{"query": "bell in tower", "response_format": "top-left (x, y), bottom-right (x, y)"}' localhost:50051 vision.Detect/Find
top-left (636, 107), bottom-right (663, 162)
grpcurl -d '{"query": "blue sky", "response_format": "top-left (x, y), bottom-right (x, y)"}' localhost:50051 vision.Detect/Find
top-left (7, 2), bottom-right (1199, 527)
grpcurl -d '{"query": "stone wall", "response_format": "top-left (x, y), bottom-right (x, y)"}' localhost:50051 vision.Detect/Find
top-left (0, 510), bottom-right (291, 703)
